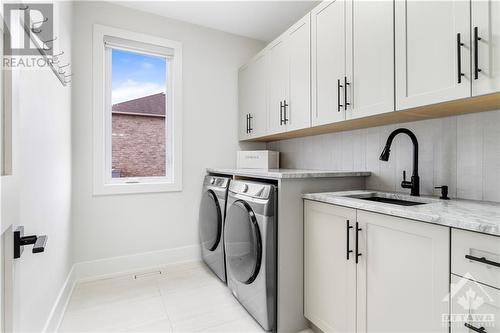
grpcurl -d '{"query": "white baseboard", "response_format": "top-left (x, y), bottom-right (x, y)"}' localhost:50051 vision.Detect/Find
top-left (43, 266), bottom-right (77, 333)
top-left (43, 244), bottom-right (201, 332)
top-left (73, 244), bottom-right (201, 282)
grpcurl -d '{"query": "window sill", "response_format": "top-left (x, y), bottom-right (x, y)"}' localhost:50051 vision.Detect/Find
top-left (93, 181), bottom-right (182, 196)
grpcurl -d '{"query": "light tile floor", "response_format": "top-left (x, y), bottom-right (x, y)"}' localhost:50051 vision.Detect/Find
top-left (59, 261), bottom-right (265, 333)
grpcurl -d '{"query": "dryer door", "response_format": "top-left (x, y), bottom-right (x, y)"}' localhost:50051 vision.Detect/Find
top-left (225, 200), bottom-right (262, 284)
top-left (199, 189), bottom-right (223, 251)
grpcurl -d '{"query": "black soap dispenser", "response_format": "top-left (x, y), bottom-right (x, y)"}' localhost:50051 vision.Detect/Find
top-left (435, 185), bottom-right (450, 200)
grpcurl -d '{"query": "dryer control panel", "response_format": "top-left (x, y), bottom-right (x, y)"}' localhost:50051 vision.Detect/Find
top-left (229, 180), bottom-right (273, 199)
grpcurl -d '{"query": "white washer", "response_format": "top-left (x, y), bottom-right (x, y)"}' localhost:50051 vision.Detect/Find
top-left (224, 180), bottom-right (277, 332)
top-left (199, 175), bottom-right (230, 282)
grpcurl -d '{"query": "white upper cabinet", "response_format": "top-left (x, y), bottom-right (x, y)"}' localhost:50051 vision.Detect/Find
top-left (472, 0), bottom-right (500, 96)
top-left (286, 14), bottom-right (311, 132)
top-left (238, 53), bottom-right (267, 140)
top-left (312, 0), bottom-right (347, 126)
top-left (395, 0), bottom-right (471, 110)
top-left (345, 0), bottom-right (394, 119)
top-left (267, 39), bottom-right (289, 135)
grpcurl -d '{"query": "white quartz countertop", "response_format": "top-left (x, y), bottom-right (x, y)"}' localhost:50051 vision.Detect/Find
top-left (207, 168), bottom-right (371, 180)
top-left (303, 190), bottom-right (500, 236)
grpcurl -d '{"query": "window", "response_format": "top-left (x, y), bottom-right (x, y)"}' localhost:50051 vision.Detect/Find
top-left (93, 25), bottom-right (182, 195)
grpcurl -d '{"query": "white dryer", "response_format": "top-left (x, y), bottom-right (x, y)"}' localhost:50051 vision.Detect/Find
top-left (224, 180), bottom-right (277, 332)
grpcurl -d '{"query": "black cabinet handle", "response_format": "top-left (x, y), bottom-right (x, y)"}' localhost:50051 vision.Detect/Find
top-left (465, 323), bottom-right (487, 333)
top-left (457, 33), bottom-right (465, 83)
top-left (355, 222), bottom-right (362, 264)
top-left (248, 114), bottom-right (253, 133)
top-left (283, 100), bottom-right (289, 124)
top-left (245, 114), bottom-right (248, 133)
top-left (344, 76), bottom-right (350, 111)
top-left (474, 27), bottom-right (482, 80)
top-left (465, 254), bottom-right (500, 268)
top-left (279, 101), bottom-right (284, 125)
top-left (346, 220), bottom-right (353, 260)
top-left (337, 79), bottom-right (343, 112)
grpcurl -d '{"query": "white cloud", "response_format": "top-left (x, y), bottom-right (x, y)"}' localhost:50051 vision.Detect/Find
top-left (112, 79), bottom-right (164, 104)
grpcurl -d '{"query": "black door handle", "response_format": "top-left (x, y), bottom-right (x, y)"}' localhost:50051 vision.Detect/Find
top-left (283, 100), bottom-right (289, 124)
top-left (465, 323), bottom-right (487, 333)
top-left (474, 27), bottom-right (482, 80)
top-left (346, 220), bottom-right (353, 260)
top-left (355, 222), bottom-right (362, 264)
top-left (344, 76), bottom-right (350, 110)
top-left (465, 254), bottom-right (500, 268)
top-left (279, 101), bottom-right (284, 125)
top-left (14, 226), bottom-right (48, 259)
top-left (337, 79), bottom-right (343, 112)
top-left (457, 33), bottom-right (465, 83)
top-left (248, 114), bottom-right (253, 133)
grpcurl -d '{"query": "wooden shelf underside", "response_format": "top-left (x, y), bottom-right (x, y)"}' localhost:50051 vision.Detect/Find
top-left (247, 93), bottom-right (500, 142)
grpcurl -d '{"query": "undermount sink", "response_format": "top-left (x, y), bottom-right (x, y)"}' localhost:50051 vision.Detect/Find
top-left (346, 192), bottom-right (435, 206)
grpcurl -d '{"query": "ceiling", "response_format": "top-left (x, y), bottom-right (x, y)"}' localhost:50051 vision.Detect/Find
top-left (116, 1), bottom-right (318, 42)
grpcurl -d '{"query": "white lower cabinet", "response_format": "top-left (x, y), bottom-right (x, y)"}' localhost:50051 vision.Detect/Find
top-left (304, 201), bottom-right (356, 332)
top-left (304, 201), bottom-right (450, 333)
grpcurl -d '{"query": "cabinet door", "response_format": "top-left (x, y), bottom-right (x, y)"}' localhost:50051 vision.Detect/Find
top-left (238, 54), bottom-right (267, 140)
top-left (395, 0), bottom-right (471, 110)
top-left (356, 211), bottom-right (449, 333)
top-left (472, 0), bottom-right (500, 96)
top-left (311, 0), bottom-right (346, 126)
top-left (346, 0), bottom-right (394, 119)
top-left (267, 39), bottom-right (288, 135)
top-left (304, 201), bottom-right (356, 333)
top-left (450, 275), bottom-right (500, 333)
top-left (287, 14), bottom-right (311, 132)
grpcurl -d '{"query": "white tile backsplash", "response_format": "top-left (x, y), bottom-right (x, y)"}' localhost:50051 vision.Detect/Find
top-left (267, 109), bottom-right (500, 202)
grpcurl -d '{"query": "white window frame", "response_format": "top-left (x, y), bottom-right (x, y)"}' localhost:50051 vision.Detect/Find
top-left (93, 24), bottom-right (182, 195)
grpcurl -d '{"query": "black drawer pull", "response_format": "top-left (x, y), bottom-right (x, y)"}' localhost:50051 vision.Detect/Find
top-left (355, 222), bottom-right (362, 264)
top-left (474, 27), bottom-right (482, 80)
top-left (465, 254), bottom-right (500, 268)
top-left (465, 323), bottom-right (487, 333)
top-left (337, 79), bottom-right (343, 112)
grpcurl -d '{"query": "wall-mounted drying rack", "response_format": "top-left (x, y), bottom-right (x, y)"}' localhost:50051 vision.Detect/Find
top-left (19, 5), bottom-right (71, 86)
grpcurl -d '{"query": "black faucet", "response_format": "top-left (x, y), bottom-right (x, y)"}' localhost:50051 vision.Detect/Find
top-left (379, 128), bottom-right (420, 196)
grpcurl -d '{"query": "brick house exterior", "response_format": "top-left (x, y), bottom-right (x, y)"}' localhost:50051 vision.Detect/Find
top-left (111, 93), bottom-right (166, 178)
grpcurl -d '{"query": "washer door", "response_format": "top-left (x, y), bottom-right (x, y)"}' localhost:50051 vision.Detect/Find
top-left (225, 200), bottom-right (262, 284)
top-left (199, 189), bottom-right (222, 251)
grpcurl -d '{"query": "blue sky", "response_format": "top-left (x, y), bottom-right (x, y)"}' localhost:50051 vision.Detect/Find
top-left (112, 49), bottom-right (167, 104)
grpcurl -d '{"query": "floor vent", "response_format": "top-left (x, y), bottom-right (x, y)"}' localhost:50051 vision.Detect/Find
top-left (133, 270), bottom-right (162, 279)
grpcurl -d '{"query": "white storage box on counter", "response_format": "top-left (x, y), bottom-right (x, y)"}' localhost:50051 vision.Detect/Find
top-left (237, 150), bottom-right (280, 169)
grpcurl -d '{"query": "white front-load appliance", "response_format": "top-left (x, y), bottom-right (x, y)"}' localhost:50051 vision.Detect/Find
top-left (199, 175), bottom-right (230, 282)
top-left (224, 180), bottom-right (277, 331)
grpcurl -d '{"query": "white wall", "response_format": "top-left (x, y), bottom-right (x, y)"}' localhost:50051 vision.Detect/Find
top-left (71, 2), bottom-right (265, 263)
top-left (268, 110), bottom-right (500, 202)
top-left (14, 2), bottom-right (74, 331)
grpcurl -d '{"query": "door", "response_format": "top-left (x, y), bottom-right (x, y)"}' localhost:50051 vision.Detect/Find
top-left (472, 0), bottom-right (500, 96)
top-left (199, 189), bottom-right (222, 252)
top-left (395, 0), bottom-right (471, 110)
top-left (224, 200), bottom-right (262, 285)
top-left (356, 211), bottom-right (449, 333)
top-left (238, 53), bottom-right (267, 140)
top-left (267, 39), bottom-right (289, 135)
top-left (346, 0), bottom-right (394, 119)
top-left (312, 0), bottom-right (346, 126)
top-left (450, 275), bottom-right (500, 333)
top-left (286, 14), bottom-right (311, 132)
top-left (304, 201), bottom-right (356, 333)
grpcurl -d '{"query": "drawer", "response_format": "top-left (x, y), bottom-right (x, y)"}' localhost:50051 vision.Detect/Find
top-left (450, 275), bottom-right (499, 333)
top-left (452, 229), bottom-right (500, 289)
